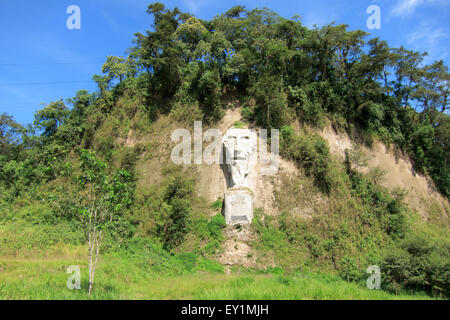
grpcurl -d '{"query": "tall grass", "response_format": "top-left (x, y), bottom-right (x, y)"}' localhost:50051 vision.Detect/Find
top-left (0, 256), bottom-right (436, 300)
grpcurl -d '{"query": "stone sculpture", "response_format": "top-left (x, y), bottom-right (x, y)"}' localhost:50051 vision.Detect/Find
top-left (222, 128), bottom-right (257, 225)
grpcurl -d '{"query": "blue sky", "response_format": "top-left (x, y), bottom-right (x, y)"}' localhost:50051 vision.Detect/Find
top-left (1, 0), bottom-right (449, 125)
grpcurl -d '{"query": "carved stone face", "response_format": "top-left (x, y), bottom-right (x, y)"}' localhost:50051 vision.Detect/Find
top-left (223, 129), bottom-right (256, 187)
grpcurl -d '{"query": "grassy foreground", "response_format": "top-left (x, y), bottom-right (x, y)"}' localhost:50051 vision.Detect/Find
top-left (0, 254), bottom-right (436, 300)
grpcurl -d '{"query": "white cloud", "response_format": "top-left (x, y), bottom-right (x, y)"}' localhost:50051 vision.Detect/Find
top-left (182, 0), bottom-right (209, 14)
top-left (391, 0), bottom-right (448, 16)
top-left (406, 21), bottom-right (449, 62)
top-left (303, 12), bottom-right (337, 29)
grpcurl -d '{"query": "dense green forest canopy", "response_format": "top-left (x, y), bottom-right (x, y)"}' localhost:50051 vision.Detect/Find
top-left (1, 3), bottom-right (448, 200)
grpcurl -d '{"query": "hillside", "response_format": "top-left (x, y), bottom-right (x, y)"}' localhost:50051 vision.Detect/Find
top-left (0, 3), bottom-right (449, 299)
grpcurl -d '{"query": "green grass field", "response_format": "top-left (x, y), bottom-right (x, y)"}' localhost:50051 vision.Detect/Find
top-left (0, 206), bottom-right (446, 300)
top-left (0, 253), bottom-right (436, 300)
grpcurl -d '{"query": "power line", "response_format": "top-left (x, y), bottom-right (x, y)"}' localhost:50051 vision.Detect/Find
top-left (0, 105), bottom-right (40, 110)
top-left (0, 102), bottom-right (45, 105)
top-left (0, 62), bottom-right (103, 66)
top-left (0, 103), bottom-right (44, 107)
top-left (0, 80), bottom-right (93, 87)
top-left (0, 104), bottom-right (40, 107)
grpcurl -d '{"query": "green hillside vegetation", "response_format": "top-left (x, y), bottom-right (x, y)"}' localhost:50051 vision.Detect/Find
top-left (0, 3), bottom-right (449, 299)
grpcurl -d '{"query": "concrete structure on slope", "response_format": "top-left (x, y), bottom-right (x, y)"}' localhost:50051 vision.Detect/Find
top-left (222, 128), bottom-right (257, 224)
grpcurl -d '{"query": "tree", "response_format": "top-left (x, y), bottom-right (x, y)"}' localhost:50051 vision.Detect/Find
top-left (101, 56), bottom-right (130, 87)
top-left (0, 113), bottom-right (23, 158)
top-left (415, 60), bottom-right (449, 112)
top-left (392, 47), bottom-right (424, 108)
top-left (74, 149), bottom-right (133, 295)
top-left (131, 2), bottom-right (187, 98)
top-left (249, 74), bottom-right (290, 129)
top-left (33, 100), bottom-right (69, 137)
top-left (174, 17), bottom-right (210, 63)
top-left (159, 172), bottom-right (194, 250)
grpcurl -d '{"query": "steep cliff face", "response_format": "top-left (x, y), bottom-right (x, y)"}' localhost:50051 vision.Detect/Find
top-left (322, 125), bottom-right (449, 222)
top-left (192, 108), bottom-right (449, 225)
top-left (127, 107), bottom-right (448, 225)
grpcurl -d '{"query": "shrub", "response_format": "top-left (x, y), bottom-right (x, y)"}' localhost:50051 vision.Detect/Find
top-left (337, 255), bottom-right (363, 282)
top-left (150, 170), bottom-right (195, 251)
top-left (240, 106), bottom-right (254, 121)
top-left (161, 198), bottom-right (191, 251)
top-left (281, 129), bottom-right (333, 193)
top-left (211, 198), bottom-right (223, 210)
top-left (191, 218), bottom-right (210, 240)
top-left (207, 213), bottom-right (226, 240)
top-left (288, 86), bottom-right (325, 127)
top-left (358, 102), bottom-right (384, 132)
top-left (170, 101), bottom-right (204, 124)
top-left (175, 252), bottom-right (198, 272)
top-left (194, 69), bottom-right (223, 123)
top-left (381, 234), bottom-right (450, 297)
top-left (349, 172), bottom-right (408, 239)
top-left (252, 210), bottom-right (286, 251)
